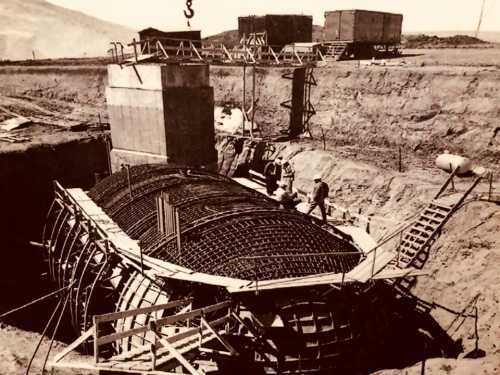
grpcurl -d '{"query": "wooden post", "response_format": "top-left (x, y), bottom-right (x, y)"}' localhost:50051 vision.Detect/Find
top-left (125, 164), bottom-right (133, 201)
top-left (450, 163), bottom-right (455, 192)
top-left (371, 247), bottom-right (377, 278)
top-left (149, 320), bottom-right (157, 370)
top-left (250, 64), bottom-right (256, 139)
top-left (132, 38), bottom-right (138, 63)
top-left (488, 172), bottom-right (493, 201)
top-left (198, 313), bottom-right (204, 347)
top-left (93, 316), bottom-right (99, 364)
top-left (398, 230), bottom-right (403, 263)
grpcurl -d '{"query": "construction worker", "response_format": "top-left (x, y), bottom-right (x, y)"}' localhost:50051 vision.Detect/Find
top-left (281, 160), bottom-right (295, 193)
top-left (275, 181), bottom-right (300, 209)
top-left (263, 156), bottom-right (282, 195)
top-left (306, 174), bottom-right (329, 224)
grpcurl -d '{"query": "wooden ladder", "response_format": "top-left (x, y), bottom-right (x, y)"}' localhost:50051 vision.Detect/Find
top-left (324, 42), bottom-right (349, 60)
top-left (396, 199), bottom-right (453, 269)
top-left (396, 170), bottom-right (483, 271)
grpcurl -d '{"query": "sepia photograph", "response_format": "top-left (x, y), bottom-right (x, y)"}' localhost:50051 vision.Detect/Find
top-left (0, 0), bottom-right (499, 374)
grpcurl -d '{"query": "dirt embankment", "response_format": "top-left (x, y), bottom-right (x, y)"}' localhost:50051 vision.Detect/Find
top-left (211, 64), bottom-right (500, 170)
top-left (0, 61), bottom-right (498, 171)
top-left (0, 65), bottom-right (107, 107)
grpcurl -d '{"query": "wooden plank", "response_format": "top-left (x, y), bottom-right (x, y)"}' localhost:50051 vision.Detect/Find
top-left (155, 301), bottom-right (231, 328)
top-left (153, 333), bottom-right (202, 375)
top-left (94, 298), bottom-right (192, 324)
top-left (372, 268), bottom-right (427, 279)
top-left (98, 325), bottom-right (148, 347)
top-left (200, 317), bottom-right (238, 356)
top-left (52, 327), bottom-right (94, 363)
top-left (347, 251), bottom-right (395, 283)
top-left (50, 360), bottom-right (180, 374)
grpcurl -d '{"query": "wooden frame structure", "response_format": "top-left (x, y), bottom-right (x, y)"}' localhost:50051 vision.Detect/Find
top-left (110, 37), bottom-right (326, 67)
top-left (50, 299), bottom-right (237, 374)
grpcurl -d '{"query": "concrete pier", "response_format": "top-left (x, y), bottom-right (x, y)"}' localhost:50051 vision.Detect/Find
top-left (106, 63), bottom-right (216, 172)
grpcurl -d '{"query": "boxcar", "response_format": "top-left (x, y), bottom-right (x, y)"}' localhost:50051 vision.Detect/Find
top-left (323, 10), bottom-right (403, 59)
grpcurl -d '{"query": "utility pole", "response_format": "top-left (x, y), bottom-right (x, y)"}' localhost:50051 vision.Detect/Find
top-left (475, 0), bottom-right (487, 38)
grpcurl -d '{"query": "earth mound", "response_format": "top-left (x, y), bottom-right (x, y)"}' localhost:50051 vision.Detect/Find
top-left (403, 34), bottom-right (490, 49)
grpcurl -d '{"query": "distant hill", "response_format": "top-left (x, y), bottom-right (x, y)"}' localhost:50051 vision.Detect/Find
top-left (0, 0), bottom-right (137, 60)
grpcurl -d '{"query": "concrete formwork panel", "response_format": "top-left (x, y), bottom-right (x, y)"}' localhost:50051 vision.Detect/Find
top-left (163, 87), bottom-right (216, 167)
top-left (106, 87), bottom-right (167, 155)
top-left (107, 64), bottom-right (209, 90)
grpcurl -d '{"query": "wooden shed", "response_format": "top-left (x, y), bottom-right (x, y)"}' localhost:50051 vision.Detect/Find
top-left (323, 10), bottom-right (403, 44)
top-left (238, 15), bottom-right (313, 48)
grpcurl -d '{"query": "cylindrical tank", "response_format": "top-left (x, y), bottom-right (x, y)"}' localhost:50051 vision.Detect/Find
top-left (435, 153), bottom-right (472, 174)
top-left (44, 164), bottom-right (368, 373)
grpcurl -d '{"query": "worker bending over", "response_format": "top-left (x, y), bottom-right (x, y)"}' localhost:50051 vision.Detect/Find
top-left (263, 156), bottom-right (282, 195)
top-left (306, 174), bottom-right (330, 224)
top-left (275, 181), bottom-right (301, 209)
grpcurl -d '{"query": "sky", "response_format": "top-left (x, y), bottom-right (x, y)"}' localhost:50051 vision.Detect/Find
top-left (46, 0), bottom-right (500, 37)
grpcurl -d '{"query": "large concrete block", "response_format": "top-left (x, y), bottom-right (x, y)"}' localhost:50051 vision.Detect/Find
top-left (107, 63), bottom-right (209, 90)
top-left (106, 62), bottom-right (216, 171)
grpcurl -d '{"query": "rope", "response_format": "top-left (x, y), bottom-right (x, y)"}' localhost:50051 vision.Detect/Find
top-left (25, 298), bottom-right (63, 375)
top-left (0, 284), bottom-right (70, 320)
top-left (41, 292), bottom-right (70, 374)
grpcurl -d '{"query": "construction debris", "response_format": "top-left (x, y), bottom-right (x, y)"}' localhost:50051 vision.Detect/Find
top-left (0, 116), bottom-right (31, 131)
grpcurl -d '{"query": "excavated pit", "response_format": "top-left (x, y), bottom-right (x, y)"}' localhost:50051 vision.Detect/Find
top-left (0, 134), bottom-right (108, 335)
top-left (0, 57), bottom-right (498, 374)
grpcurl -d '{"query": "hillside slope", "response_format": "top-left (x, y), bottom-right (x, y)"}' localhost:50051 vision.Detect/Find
top-left (0, 0), bottom-right (136, 60)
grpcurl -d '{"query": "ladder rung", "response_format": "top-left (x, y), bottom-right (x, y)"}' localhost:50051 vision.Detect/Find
top-left (430, 201), bottom-right (453, 211)
top-left (405, 233), bottom-right (429, 243)
top-left (415, 220), bottom-right (436, 228)
top-left (420, 214), bottom-right (441, 223)
top-left (423, 208), bottom-right (447, 217)
top-left (408, 227), bottom-right (431, 237)
top-left (401, 240), bottom-right (420, 249)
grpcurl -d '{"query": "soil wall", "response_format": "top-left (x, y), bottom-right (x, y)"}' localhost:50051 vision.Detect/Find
top-left (211, 65), bottom-right (500, 167)
top-left (0, 135), bottom-right (108, 331)
top-left (0, 62), bottom-right (498, 168)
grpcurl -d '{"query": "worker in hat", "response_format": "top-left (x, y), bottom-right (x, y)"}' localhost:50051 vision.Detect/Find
top-left (263, 156), bottom-right (282, 195)
top-left (281, 160), bottom-right (295, 193)
top-left (306, 174), bottom-right (329, 224)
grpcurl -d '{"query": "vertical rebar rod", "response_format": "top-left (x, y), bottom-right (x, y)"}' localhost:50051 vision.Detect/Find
top-left (250, 64), bottom-right (256, 139)
top-left (242, 64), bottom-right (246, 135)
top-left (398, 146), bottom-right (402, 172)
top-left (488, 172), bottom-right (493, 201)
